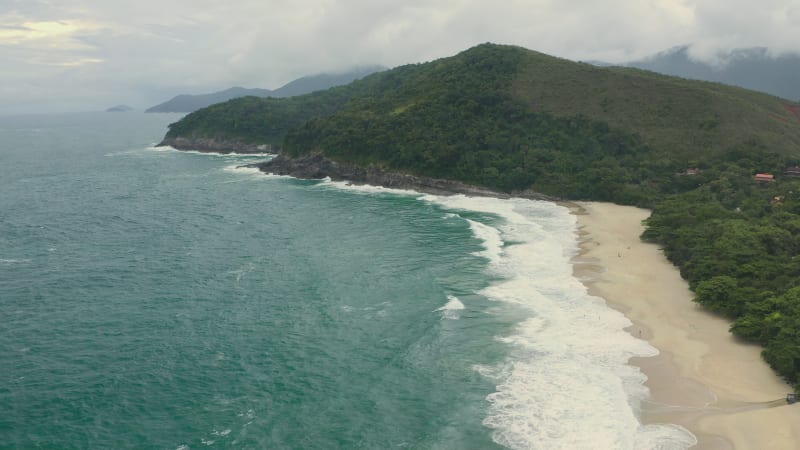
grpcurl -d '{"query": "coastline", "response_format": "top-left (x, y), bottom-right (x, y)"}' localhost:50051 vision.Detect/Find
top-left (250, 154), bottom-right (559, 201)
top-left (571, 201), bottom-right (800, 449)
top-left (173, 147), bottom-right (800, 446)
top-left (157, 137), bottom-right (279, 154)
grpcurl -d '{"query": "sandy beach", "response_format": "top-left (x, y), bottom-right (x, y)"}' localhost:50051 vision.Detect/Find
top-left (572, 202), bottom-right (800, 449)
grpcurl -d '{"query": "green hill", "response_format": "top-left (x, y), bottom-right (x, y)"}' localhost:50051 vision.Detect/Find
top-left (164, 43), bottom-right (800, 201)
top-left (163, 44), bottom-right (800, 389)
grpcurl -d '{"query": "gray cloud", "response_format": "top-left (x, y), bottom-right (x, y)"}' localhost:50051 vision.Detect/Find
top-left (1, 0), bottom-right (798, 113)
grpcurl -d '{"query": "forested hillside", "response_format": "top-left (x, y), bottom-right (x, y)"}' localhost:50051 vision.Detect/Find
top-left (162, 43), bottom-right (800, 389)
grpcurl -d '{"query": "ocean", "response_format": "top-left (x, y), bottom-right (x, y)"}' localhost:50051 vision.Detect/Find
top-left (0, 112), bottom-right (696, 449)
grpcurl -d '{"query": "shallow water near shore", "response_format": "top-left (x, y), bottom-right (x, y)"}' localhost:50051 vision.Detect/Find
top-left (1, 112), bottom-right (694, 448)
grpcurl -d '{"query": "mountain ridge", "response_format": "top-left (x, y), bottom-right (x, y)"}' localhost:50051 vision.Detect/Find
top-left (146, 66), bottom-right (386, 113)
top-left (621, 46), bottom-right (800, 101)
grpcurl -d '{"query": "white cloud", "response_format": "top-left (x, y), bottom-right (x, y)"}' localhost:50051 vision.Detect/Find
top-left (685, 0), bottom-right (800, 60)
top-left (0, 0), bottom-right (798, 113)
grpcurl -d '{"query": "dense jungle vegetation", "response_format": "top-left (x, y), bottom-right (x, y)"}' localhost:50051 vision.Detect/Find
top-left (644, 170), bottom-right (800, 386)
top-left (164, 43), bottom-right (800, 390)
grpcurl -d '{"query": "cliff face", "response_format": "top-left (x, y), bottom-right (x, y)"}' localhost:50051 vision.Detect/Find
top-left (253, 154), bottom-right (557, 200)
top-left (157, 136), bottom-right (280, 154)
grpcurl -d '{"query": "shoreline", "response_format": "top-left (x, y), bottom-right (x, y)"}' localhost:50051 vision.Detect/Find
top-left (173, 147), bottom-right (799, 446)
top-left (250, 153), bottom-right (559, 201)
top-left (157, 137), bottom-right (280, 154)
top-left (570, 201), bottom-right (800, 449)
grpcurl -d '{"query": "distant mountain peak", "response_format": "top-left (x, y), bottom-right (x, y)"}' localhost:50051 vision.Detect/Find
top-left (145, 67), bottom-right (386, 113)
top-left (623, 45), bottom-right (800, 100)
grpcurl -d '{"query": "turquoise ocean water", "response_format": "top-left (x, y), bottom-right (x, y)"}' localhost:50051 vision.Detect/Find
top-left (0, 113), bottom-right (696, 449)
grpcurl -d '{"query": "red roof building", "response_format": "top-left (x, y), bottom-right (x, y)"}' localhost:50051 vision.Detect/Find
top-left (754, 173), bottom-right (776, 182)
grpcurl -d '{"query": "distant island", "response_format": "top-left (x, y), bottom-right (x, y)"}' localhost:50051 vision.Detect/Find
top-left (160, 43), bottom-right (800, 391)
top-left (106, 105), bottom-right (134, 112)
top-left (145, 66), bottom-right (385, 113)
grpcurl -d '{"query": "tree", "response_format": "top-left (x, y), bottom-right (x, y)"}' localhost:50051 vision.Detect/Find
top-left (694, 275), bottom-right (740, 315)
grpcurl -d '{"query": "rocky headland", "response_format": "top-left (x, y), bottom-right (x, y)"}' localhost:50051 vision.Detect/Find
top-left (250, 154), bottom-right (558, 201)
top-left (157, 136), bottom-right (279, 154)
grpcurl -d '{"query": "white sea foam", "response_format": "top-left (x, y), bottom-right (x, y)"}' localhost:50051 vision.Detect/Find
top-left (146, 145), bottom-right (275, 158)
top-left (223, 164), bottom-right (263, 176)
top-left (634, 424), bottom-right (698, 449)
top-left (436, 295), bottom-right (465, 320)
top-left (146, 145), bottom-right (178, 153)
top-left (318, 178), bottom-right (425, 198)
top-left (221, 152), bottom-right (275, 157)
top-left (465, 219), bottom-right (504, 268)
top-left (0, 258), bottom-right (30, 265)
top-left (223, 164), bottom-right (300, 182)
top-left (258, 172), bottom-right (297, 180)
top-left (238, 409), bottom-right (256, 420)
top-left (422, 194), bottom-right (697, 450)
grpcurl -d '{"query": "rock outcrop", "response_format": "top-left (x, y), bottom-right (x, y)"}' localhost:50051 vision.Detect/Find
top-left (252, 154), bottom-right (557, 201)
top-left (157, 137), bottom-right (279, 154)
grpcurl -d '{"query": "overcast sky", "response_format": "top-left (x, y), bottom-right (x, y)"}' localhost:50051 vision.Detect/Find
top-left (2, 0), bottom-right (799, 113)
